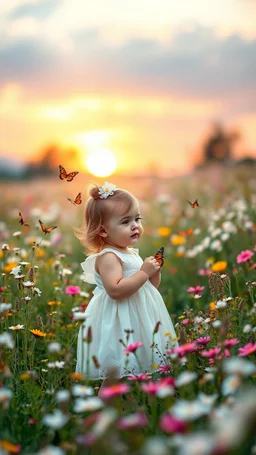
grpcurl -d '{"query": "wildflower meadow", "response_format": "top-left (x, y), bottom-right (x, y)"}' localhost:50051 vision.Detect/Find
top-left (1, 166), bottom-right (256, 455)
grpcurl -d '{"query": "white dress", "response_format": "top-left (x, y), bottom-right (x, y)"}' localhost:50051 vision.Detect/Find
top-left (76, 247), bottom-right (179, 379)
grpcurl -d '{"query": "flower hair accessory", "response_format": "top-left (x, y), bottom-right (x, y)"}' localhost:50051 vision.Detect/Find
top-left (98, 182), bottom-right (117, 199)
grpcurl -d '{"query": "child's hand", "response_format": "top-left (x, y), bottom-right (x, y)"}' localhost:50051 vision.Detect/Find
top-left (141, 257), bottom-right (161, 278)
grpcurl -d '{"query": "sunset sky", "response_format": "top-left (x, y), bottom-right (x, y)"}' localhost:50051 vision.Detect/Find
top-left (1, 0), bottom-right (256, 176)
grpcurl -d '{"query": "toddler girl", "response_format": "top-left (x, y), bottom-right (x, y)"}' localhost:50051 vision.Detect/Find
top-left (75, 182), bottom-right (178, 381)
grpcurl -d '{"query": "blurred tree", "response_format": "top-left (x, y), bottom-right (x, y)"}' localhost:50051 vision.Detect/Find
top-left (24, 143), bottom-right (80, 179)
top-left (202, 122), bottom-right (240, 165)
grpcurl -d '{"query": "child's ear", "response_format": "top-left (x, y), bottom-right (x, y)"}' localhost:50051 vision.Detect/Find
top-left (98, 225), bottom-right (108, 238)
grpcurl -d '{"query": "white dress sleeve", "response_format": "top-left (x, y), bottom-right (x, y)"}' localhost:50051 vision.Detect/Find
top-left (81, 254), bottom-right (98, 284)
top-left (80, 248), bottom-right (126, 284)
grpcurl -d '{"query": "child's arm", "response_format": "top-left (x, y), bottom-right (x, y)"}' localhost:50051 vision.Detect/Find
top-left (149, 269), bottom-right (161, 289)
top-left (97, 253), bottom-right (160, 300)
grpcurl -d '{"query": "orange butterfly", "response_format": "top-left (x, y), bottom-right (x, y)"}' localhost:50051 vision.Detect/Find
top-left (154, 246), bottom-right (164, 267)
top-left (18, 212), bottom-right (29, 227)
top-left (39, 220), bottom-right (57, 234)
top-left (67, 192), bottom-right (82, 205)
top-left (178, 227), bottom-right (193, 237)
top-left (187, 199), bottom-right (200, 208)
top-left (59, 165), bottom-right (79, 182)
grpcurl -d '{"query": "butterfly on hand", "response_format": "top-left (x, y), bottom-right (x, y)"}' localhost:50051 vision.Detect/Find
top-left (59, 165), bottom-right (79, 182)
top-left (18, 212), bottom-right (29, 227)
top-left (67, 192), bottom-right (82, 206)
top-left (39, 220), bottom-right (57, 234)
top-left (187, 199), bottom-right (200, 208)
top-left (154, 246), bottom-right (164, 267)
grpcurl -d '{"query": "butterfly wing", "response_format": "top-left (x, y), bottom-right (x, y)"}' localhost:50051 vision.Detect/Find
top-left (74, 192), bottom-right (82, 204)
top-left (39, 220), bottom-right (57, 234)
top-left (66, 171), bottom-right (79, 182)
top-left (187, 199), bottom-right (199, 208)
top-left (18, 211), bottom-right (24, 225)
top-left (154, 246), bottom-right (164, 267)
top-left (59, 165), bottom-right (67, 180)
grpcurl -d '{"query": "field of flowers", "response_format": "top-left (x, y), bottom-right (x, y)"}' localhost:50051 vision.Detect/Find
top-left (1, 165), bottom-right (256, 455)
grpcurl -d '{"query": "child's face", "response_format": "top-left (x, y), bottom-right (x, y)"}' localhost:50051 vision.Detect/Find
top-left (101, 201), bottom-right (143, 248)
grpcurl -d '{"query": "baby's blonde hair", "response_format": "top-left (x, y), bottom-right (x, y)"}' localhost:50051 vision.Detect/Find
top-left (75, 184), bottom-right (139, 254)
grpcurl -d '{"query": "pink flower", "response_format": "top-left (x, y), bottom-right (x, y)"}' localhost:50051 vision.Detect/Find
top-left (169, 342), bottom-right (198, 357)
top-left (224, 338), bottom-right (239, 348)
top-left (117, 412), bottom-right (148, 430)
top-left (159, 414), bottom-right (188, 434)
top-left (182, 319), bottom-right (190, 325)
top-left (128, 373), bottom-right (151, 382)
top-left (187, 285), bottom-right (205, 295)
top-left (201, 347), bottom-right (221, 358)
top-left (158, 364), bottom-right (171, 375)
top-left (238, 343), bottom-right (256, 357)
top-left (198, 269), bottom-right (212, 276)
top-left (141, 381), bottom-right (159, 395)
top-left (196, 336), bottom-right (211, 345)
top-left (124, 341), bottom-right (143, 355)
top-left (100, 383), bottom-right (130, 399)
top-left (65, 286), bottom-right (81, 296)
top-left (236, 250), bottom-right (254, 264)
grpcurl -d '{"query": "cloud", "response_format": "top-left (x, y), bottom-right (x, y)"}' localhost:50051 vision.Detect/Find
top-left (8, 0), bottom-right (61, 21)
top-left (0, 25), bottom-right (255, 112)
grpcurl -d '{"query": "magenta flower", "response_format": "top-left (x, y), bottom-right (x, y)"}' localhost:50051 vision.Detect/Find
top-left (128, 373), bottom-right (151, 382)
top-left (159, 414), bottom-right (188, 434)
top-left (224, 338), bottom-right (239, 348)
top-left (238, 343), bottom-right (256, 357)
top-left (169, 342), bottom-right (198, 357)
top-left (236, 250), bottom-right (254, 264)
top-left (187, 285), bottom-right (205, 295)
top-left (201, 347), bottom-right (221, 358)
top-left (141, 381), bottom-right (159, 395)
top-left (117, 412), bottom-right (148, 430)
top-left (158, 364), bottom-right (171, 375)
top-left (196, 336), bottom-right (211, 345)
top-left (65, 285), bottom-right (81, 296)
top-left (100, 383), bottom-right (130, 399)
top-left (124, 341), bottom-right (143, 355)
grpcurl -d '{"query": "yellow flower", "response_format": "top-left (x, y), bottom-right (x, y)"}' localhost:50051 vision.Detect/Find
top-left (0, 251), bottom-right (3, 259)
top-left (71, 372), bottom-right (83, 380)
top-left (29, 329), bottom-right (46, 338)
top-left (171, 337), bottom-right (178, 342)
top-left (211, 261), bottom-right (228, 273)
top-left (0, 440), bottom-right (21, 453)
top-left (36, 249), bottom-right (45, 258)
top-left (209, 302), bottom-right (216, 311)
top-left (151, 363), bottom-right (159, 369)
top-left (178, 315), bottom-right (185, 319)
top-left (4, 262), bottom-right (19, 272)
top-left (52, 281), bottom-right (59, 286)
top-left (165, 332), bottom-right (171, 336)
top-left (171, 235), bottom-right (185, 246)
top-left (48, 301), bottom-right (61, 306)
top-left (20, 372), bottom-right (30, 380)
top-left (48, 258), bottom-right (55, 265)
top-left (176, 251), bottom-right (185, 257)
top-left (157, 227), bottom-right (171, 237)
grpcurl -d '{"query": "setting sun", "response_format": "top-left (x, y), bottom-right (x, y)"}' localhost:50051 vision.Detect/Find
top-left (86, 149), bottom-right (117, 177)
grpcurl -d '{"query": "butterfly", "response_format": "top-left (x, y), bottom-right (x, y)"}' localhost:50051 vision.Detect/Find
top-left (18, 212), bottom-right (29, 227)
top-left (187, 199), bottom-right (200, 208)
top-left (178, 227), bottom-right (193, 237)
top-left (154, 246), bottom-right (164, 267)
top-left (59, 165), bottom-right (79, 182)
top-left (67, 192), bottom-right (82, 206)
top-left (39, 220), bottom-right (58, 234)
